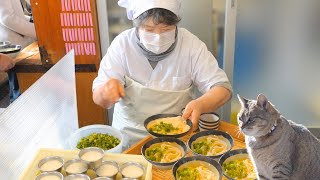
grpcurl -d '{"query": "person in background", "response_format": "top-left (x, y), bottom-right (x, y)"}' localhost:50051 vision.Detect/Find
top-left (0, 0), bottom-right (36, 48)
top-left (0, 0), bottom-right (37, 102)
top-left (0, 53), bottom-right (14, 72)
top-left (92, 0), bottom-right (232, 148)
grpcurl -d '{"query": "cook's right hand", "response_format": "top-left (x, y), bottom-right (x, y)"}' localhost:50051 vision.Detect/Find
top-left (102, 78), bottom-right (125, 104)
top-left (93, 78), bottom-right (125, 108)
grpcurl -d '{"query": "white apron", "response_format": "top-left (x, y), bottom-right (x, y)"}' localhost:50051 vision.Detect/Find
top-left (112, 76), bottom-right (193, 149)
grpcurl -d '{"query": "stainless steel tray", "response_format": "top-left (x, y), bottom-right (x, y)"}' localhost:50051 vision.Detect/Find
top-left (0, 44), bottom-right (21, 54)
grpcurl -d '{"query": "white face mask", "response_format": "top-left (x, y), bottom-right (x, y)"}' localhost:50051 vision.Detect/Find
top-left (139, 29), bottom-right (176, 54)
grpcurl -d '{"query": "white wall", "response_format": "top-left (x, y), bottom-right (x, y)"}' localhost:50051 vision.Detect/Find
top-left (179, 0), bottom-right (213, 52)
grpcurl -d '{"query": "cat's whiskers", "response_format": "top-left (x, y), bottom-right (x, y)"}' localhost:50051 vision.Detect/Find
top-left (235, 128), bottom-right (242, 138)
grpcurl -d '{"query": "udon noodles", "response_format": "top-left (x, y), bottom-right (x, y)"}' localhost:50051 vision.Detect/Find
top-left (147, 116), bottom-right (190, 135)
top-left (145, 142), bottom-right (184, 163)
top-left (191, 135), bottom-right (231, 156)
top-left (177, 160), bottom-right (219, 180)
top-left (223, 157), bottom-right (257, 180)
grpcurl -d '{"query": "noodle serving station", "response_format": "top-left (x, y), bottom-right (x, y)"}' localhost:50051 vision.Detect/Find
top-left (2, 51), bottom-right (248, 179)
top-left (124, 121), bottom-right (246, 180)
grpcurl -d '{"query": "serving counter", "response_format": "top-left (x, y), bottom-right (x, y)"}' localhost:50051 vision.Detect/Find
top-left (124, 121), bottom-right (246, 180)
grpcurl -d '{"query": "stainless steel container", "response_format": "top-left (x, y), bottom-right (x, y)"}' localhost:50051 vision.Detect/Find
top-left (38, 156), bottom-right (64, 172)
top-left (64, 174), bottom-right (90, 180)
top-left (64, 159), bottom-right (88, 175)
top-left (35, 171), bottom-right (63, 180)
top-left (79, 147), bottom-right (104, 169)
top-left (95, 161), bottom-right (119, 179)
top-left (120, 162), bottom-right (145, 180)
top-left (92, 177), bottom-right (114, 180)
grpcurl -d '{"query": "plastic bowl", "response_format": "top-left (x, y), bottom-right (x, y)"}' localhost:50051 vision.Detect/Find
top-left (144, 114), bottom-right (192, 138)
top-left (188, 130), bottom-right (234, 159)
top-left (172, 156), bottom-right (223, 180)
top-left (67, 125), bottom-right (124, 153)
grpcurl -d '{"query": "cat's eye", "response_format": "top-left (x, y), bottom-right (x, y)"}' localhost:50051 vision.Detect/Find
top-left (247, 118), bottom-right (254, 123)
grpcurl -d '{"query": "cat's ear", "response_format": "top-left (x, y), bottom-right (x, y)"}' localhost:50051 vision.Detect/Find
top-left (257, 94), bottom-right (269, 109)
top-left (237, 94), bottom-right (249, 108)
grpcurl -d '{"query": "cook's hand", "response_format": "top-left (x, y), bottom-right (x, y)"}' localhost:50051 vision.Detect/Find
top-left (103, 78), bottom-right (125, 104)
top-left (182, 100), bottom-right (203, 132)
top-left (0, 54), bottom-right (15, 72)
top-left (93, 78), bottom-right (125, 108)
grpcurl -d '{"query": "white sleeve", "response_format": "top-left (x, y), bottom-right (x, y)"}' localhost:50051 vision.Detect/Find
top-left (92, 40), bottom-right (126, 91)
top-left (24, 15), bottom-right (31, 22)
top-left (0, 0), bottom-right (36, 39)
top-left (191, 39), bottom-right (232, 94)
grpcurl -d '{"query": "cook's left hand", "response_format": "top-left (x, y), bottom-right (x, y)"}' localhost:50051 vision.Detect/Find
top-left (0, 53), bottom-right (15, 72)
top-left (182, 99), bottom-right (203, 132)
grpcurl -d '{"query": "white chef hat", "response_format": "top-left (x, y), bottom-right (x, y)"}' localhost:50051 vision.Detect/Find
top-left (118, 0), bottom-right (182, 20)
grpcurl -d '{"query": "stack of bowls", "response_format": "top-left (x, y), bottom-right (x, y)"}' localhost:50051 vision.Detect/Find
top-left (198, 113), bottom-right (220, 131)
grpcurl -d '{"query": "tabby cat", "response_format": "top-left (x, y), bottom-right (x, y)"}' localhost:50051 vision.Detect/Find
top-left (237, 94), bottom-right (320, 180)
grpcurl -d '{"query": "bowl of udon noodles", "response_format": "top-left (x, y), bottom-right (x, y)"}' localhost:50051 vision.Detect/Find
top-left (219, 149), bottom-right (258, 180)
top-left (172, 156), bottom-right (223, 180)
top-left (187, 130), bottom-right (234, 159)
top-left (144, 114), bottom-right (192, 138)
top-left (141, 137), bottom-right (187, 169)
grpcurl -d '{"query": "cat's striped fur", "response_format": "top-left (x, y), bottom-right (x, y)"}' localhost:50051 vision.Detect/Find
top-left (238, 94), bottom-right (320, 180)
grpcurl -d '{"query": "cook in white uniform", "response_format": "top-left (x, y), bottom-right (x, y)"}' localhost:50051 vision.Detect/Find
top-left (93, 0), bottom-right (232, 148)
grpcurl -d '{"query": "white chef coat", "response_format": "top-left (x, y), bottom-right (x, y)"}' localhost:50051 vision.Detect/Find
top-left (0, 0), bottom-right (36, 49)
top-left (93, 27), bottom-right (230, 94)
top-left (113, 75), bottom-right (194, 148)
top-left (93, 27), bottom-right (231, 148)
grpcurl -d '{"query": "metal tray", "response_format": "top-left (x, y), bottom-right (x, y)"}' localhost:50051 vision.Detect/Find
top-left (19, 148), bottom-right (153, 180)
top-left (0, 44), bottom-right (21, 54)
top-left (0, 41), bottom-right (11, 47)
